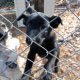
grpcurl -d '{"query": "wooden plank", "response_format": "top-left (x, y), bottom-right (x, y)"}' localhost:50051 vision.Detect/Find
top-left (44, 0), bottom-right (55, 16)
top-left (33, 0), bottom-right (44, 12)
top-left (14, 0), bottom-right (26, 27)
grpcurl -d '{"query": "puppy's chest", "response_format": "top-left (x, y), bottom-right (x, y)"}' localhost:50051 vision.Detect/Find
top-left (36, 38), bottom-right (54, 51)
top-left (34, 39), bottom-right (54, 57)
top-left (42, 39), bottom-right (54, 49)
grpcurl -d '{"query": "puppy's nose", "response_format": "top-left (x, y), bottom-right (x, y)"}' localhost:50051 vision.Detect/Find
top-left (0, 33), bottom-right (3, 38)
top-left (5, 61), bottom-right (17, 69)
top-left (26, 38), bottom-right (32, 45)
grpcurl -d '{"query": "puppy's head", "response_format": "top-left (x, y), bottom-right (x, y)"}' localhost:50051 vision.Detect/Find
top-left (17, 13), bottom-right (62, 44)
top-left (0, 22), bottom-right (8, 41)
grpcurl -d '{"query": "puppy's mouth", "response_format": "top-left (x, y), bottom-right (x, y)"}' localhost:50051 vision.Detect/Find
top-left (26, 37), bottom-right (45, 45)
top-left (5, 61), bottom-right (17, 69)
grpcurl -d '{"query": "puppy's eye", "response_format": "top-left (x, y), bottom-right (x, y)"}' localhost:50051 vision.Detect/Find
top-left (45, 31), bottom-right (48, 33)
top-left (1, 24), bottom-right (5, 27)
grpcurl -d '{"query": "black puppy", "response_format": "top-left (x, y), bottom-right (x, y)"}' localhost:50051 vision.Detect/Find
top-left (18, 8), bottom-right (62, 80)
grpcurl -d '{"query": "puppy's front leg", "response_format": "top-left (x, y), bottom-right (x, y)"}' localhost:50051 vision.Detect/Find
top-left (21, 49), bottom-right (36, 80)
top-left (42, 58), bottom-right (53, 80)
top-left (42, 51), bottom-right (59, 80)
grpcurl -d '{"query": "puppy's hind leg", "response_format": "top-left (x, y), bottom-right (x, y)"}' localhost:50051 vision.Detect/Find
top-left (54, 48), bottom-right (60, 73)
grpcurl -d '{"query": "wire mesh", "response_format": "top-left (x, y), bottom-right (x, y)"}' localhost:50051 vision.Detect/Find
top-left (0, 0), bottom-right (14, 10)
top-left (0, 0), bottom-right (80, 80)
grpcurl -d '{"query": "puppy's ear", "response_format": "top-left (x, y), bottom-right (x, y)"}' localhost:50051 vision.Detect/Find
top-left (17, 14), bottom-right (29, 21)
top-left (17, 14), bottom-right (30, 26)
top-left (49, 16), bottom-right (62, 28)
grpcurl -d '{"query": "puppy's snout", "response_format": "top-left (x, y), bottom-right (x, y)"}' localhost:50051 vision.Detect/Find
top-left (5, 61), bottom-right (17, 69)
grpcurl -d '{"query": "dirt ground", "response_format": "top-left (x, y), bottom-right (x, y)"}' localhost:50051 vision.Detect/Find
top-left (0, 7), bottom-right (80, 80)
top-left (13, 8), bottom-right (80, 80)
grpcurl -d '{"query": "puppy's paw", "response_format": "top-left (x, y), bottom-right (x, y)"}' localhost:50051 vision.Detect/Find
top-left (20, 72), bottom-right (31, 80)
top-left (54, 66), bottom-right (59, 73)
top-left (43, 73), bottom-right (52, 80)
top-left (20, 76), bottom-right (29, 80)
top-left (40, 70), bottom-right (52, 80)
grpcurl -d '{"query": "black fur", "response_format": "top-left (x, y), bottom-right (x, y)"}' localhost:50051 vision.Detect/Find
top-left (18, 9), bottom-right (62, 80)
